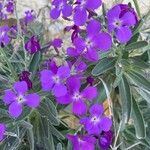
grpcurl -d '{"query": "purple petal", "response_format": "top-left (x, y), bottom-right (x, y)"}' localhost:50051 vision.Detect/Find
top-left (13, 81), bottom-right (28, 94)
top-left (9, 102), bottom-right (22, 118)
top-left (56, 94), bottom-right (72, 104)
top-left (73, 7), bottom-right (87, 26)
top-left (52, 84), bottom-right (67, 97)
top-left (73, 37), bottom-right (85, 52)
top-left (67, 135), bottom-right (80, 150)
top-left (100, 117), bottom-right (112, 132)
top-left (87, 19), bottom-right (101, 36)
top-left (67, 47), bottom-right (79, 57)
top-left (25, 93), bottom-right (40, 108)
top-left (76, 61), bottom-right (87, 72)
top-left (0, 123), bottom-right (6, 141)
top-left (67, 76), bottom-right (81, 93)
top-left (89, 104), bottom-right (104, 116)
top-left (3, 89), bottom-right (16, 105)
top-left (86, 120), bottom-right (101, 135)
top-left (95, 32), bottom-right (112, 51)
top-left (62, 4), bottom-right (72, 17)
top-left (72, 100), bottom-right (87, 115)
top-left (85, 48), bottom-right (99, 62)
top-left (115, 27), bottom-right (132, 43)
top-left (50, 8), bottom-right (61, 19)
top-left (121, 12), bottom-right (137, 26)
top-left (86, 0), bottom-right (102, 10)
top-left (40, 70), bottom-right (54, 91)
top-left (57, 66), bottom-right (70, 79)
top-left (82, 86), bottom-right (97, 100)
top-left (107, 5), bottom-right (121, 21)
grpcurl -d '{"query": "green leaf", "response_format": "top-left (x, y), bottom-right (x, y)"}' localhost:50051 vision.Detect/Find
top-left (125, 41), bottom-right (148, 51)
top-left (29, 51), bottom-right (41, 80)
top-left (92, 57), bottom-right (116, 76)
top-left (118, 75), bottom-right (132, 125)
top-left (49, 123), bottom-right (65, 140)
top-left (132, 97), bottom-right (146, 139)
top-left (136, 88), bottom-right (150, 104)
top-left (129, 58), bottom-right (150, 69)
top-left (44, 134), bottom-right (55, 150)
top-left (57, 143), bottom-right (63, 150)
top-left (126, 70), bottom-right (150, 91)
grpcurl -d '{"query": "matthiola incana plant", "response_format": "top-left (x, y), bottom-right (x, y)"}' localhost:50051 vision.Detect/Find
top-left (0, 0), bottom-right (150, 149)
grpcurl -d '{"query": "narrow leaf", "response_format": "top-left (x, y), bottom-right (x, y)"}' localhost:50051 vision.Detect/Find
top-left (119, 75), bottom-right (132, 125)
top-left (132, 97), bottom-right (146, 139)
top-left (125, 41), bottom-right (148, 51)
top-left (92, 57), bottom-right (116, 76)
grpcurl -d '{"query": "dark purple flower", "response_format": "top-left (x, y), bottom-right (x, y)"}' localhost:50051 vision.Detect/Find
top-left (51, 38), bottom-right (63, 48)
top-left (73, 0), bottom-right (102, 26)
top-left (67, 134), bottom-right (96, 150)
top-left (6, 1), bottom-right (14, 13)
top-left (67, 20), bottom-right (112, 62)
top-left (0, 123), bottom-right (6, 141)
top-left (99, 131), bottom-right (113, 150)
top-left (107, 4), bottom-right (138, 43)
top-left (19, 71), bottom-right (32, 90)
top-left (80, 104), bottom-right (112, 135)
top-left (3, 81), bottom-right (40, 118)
top-left (0, 25), bottom-right (11, 46)
top-left (25, 36), bottom-right (41, 54)
top-left (56, 76), bottom-right (97, 115)
top-left (86, 76), bottom-right (94, 86)
top-left (24, 10), bottom-right (35, 24)
top-left (50, 0), bottom-right (72, 19)
top-left (40, 65), bottom-right (70, 97)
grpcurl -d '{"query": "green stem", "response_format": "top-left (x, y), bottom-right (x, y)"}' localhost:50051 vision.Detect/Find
top-left (0, 47), bottom-right (18, 80)
top-left (133, 0), bottom-right (141, 19)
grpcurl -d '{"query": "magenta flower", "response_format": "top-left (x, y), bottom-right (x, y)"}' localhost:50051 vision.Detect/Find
top-left (0, 25), bottom-right (11, 46)
top-left (19, 71), bottom-right (32, 90)
top-left (73, 0), bottom-right (102, 26)
top-left (50, 0), bottom-right (72, 19)
top-left (56, 76), bottom-right (97, 115)
top-left (3, 81), bottom-right (40, 118)
top-left (40, 66), bottom-right (70, 97)
top-left (67, 20), bottom-right (112, 61)
top-left (67, 134), bottom-right (96, 150)
top-left (25, 36), bottom-right (41, 54)
top-left (80, 104), bottom-right (112, 135)
top-left (0, 123), bottom-right (6, 141)
top-left (107, 4), bottom-right (138, 43)
top-left (99, 131), bottom-right (113, 150)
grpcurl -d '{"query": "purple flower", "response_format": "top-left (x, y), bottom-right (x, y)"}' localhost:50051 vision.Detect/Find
top-left (0, 25), bottom-right (11, 46)
top-left (50, 0), bottom-right (72, 19)
top-left (67, 20), bottom-right (112, 61)
top-left (3, 81), bottom-right (40, 118)
top-left (56, 76), bottom-right (97, 115)
top-left (67, 134), bottom-right (96, 150)
top-left (73, 0), bottom-right (102, 26)
top-left (6, 1), bottom-right (14, 13)
top-left (19, 71), bottom-right (32, 90)
top-left (0, 123), bottom-right (6, 141)
top-left (25, 36), bottom-right (41, 54)
top-left (40, 65), bottom-right (70, 97)
top-left (24, 10), bottom-right (35, 24)
top-left (99, 131), bottom-right (113, 150)
top-left (51, 38), bottom-right (63, 48)
top-left (107, 4), bottom-right (138, 43)
top-left (80, 104), bottom-right (112, 135)
top-left (86, 76), bottom-right (94, 86)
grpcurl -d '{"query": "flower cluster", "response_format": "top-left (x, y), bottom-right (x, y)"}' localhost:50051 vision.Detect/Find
top-left (0, 0), bottom-right (15, 20)
top-left (0, 0), bottom-right (139, 149)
